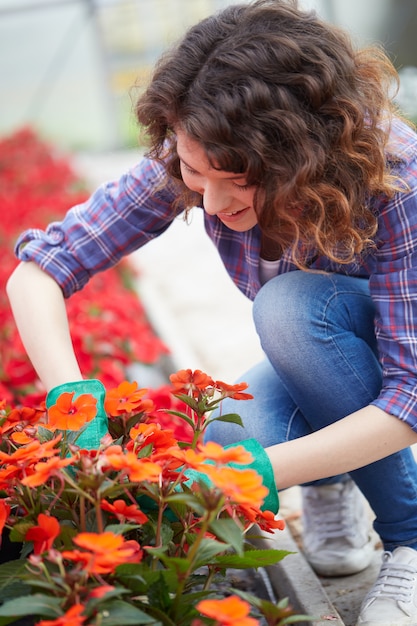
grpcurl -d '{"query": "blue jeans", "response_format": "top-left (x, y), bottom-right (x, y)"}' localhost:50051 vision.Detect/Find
top-left (206, 271), bottom-right (417, 550)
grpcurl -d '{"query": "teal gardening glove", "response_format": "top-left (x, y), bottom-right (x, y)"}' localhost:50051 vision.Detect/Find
top-left (46, 379), bottom-right (109, 450)
top-left (187, 438), bottom-right (279, 514)
top-left (226, 438), bottom-right (279, 514)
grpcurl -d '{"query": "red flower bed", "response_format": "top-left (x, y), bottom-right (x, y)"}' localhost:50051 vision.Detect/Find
top-left (0, 128), bottom-right (170, 405)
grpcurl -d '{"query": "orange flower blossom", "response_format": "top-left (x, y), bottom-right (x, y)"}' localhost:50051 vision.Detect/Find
top-left (169, 442), bottom-right (253, 474)
top-left (0, 500), bottom-right (11, 538)
top-left (104, 380), bottom-right (153, 416)
top-left (47, 392), bottom-right (97, 431)
top-left (205, 466), bottom-right (268, 509)
top-left (235, 504), bottom-right (286, 533)
top-left (0, 436), bottom-right (61, 466)
top-left (215, 380), bottom-right (254, 400)
top-left (63, 531), bottom-right (143, 574)
top-left (87, 585), bottom-right (115, 600)
top-left (25, 513), bottom-right (60, 555)
top-left (197, 595), bottom-right (259, 626)
top-left (21, 456), bottom-right (74, 488)
top-left (36, 604), bottom-right (86, 626)
top-left (10, 430), bottom-right (36, 445)
top-left (129, 421), bottom-right (179, 453)
top-left (169, 369), bottom-right (214, 397)
top-left (0, 466), bottom-right (27, 490)
top-left (0, 405), bottom-right (43, 436)
top-left (197, 441), bottom-right (254, 465)
top-left (103, 447), bottom-right (162, 483)
top-left (100, 498), bottom-right (148, 524)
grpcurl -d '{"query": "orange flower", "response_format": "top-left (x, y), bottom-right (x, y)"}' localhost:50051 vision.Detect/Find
top-left (63, 531), bottom-right (143, 574)
top-left (100, 499), bottom-right (148, 524)
top-left (1, 406), bottom-right (44, 435)
top-left (21, 456), bottom-right (74, 487)
top-left (129, 422), bottom-right (178, 452)
top-left (10, 431), bottom-right (35, 445)
top-left (215, 380), bottom-right (253, 400)
top-left (25, 514), bottom-right (60, 555)
top-left (236, 504), bottom-right (286, 534)
top-left (0, 465), bottom-right (25, 489)
top-left (197, 595), bottom-right (259, 626)
top-left (169, 369), bottom-right (214, 397)
top-left (104, 449), bottom-right (161, 483)
top-left (205, 466), bottom-right (268, 509)
top-left (197, 441), bottom-right (254, 465)
top-left (37, 604), bottom-right (86, 626)
top-left (256, 510), bottom-right (285, 533)
top-left (104, 381), bottom-right (152, 416)
top-left (0, 500), bottom-right (11, 538)
top-left (169, 447), bottom-right (206, 470)
top-left (47, 392), bottom-right (97, 431)
top-left (0, 436), bottom-right (61, 465)
top-left (87, 585), bottom-right (115, 600)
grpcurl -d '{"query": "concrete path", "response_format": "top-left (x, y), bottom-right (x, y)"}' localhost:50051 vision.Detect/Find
top-left (73, 150), bottom-right (386, 626)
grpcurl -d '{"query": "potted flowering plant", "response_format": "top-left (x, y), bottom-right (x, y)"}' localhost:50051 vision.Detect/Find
top-left (0, 368), bottom-right (308, 626)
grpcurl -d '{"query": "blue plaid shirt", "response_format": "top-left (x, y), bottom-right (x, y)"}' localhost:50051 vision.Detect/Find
top-left (15, 118), bottom-right (417, 430)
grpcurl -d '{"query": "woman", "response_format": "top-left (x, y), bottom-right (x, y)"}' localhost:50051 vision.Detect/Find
top-left (7, 1), bottom-right (417, 624)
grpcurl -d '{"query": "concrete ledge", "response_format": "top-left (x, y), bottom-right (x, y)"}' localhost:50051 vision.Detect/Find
top-left (252, 524), bottom-right (344, 626)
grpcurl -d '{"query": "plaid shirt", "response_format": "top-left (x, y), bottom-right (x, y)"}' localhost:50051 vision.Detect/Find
top-left (15, 118), bottom-right (417, 430)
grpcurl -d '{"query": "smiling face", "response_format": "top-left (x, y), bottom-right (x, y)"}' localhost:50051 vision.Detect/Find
top-left (176, 129), bottom-right (258, 232)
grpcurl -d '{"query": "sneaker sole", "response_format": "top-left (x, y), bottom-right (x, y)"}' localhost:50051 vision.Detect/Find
top-left (306, 542), bottom-right (375, 577)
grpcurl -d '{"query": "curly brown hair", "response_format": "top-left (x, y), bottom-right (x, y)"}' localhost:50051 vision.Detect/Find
top-left (135, 0), bottom-right (406, 267)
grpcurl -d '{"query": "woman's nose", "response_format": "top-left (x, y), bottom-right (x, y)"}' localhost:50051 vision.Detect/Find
top-left (202, 182), bottom-right (231, 216)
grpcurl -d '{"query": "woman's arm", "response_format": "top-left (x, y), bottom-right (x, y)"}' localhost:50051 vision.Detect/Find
top-left (6, 261), bottom-right (83, 391)
top-left (269, 403), bottom-right (417, 490)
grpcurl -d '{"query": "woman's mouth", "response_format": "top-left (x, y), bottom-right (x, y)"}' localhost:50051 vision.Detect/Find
top-left (218, 207), bottom-right (251, 222)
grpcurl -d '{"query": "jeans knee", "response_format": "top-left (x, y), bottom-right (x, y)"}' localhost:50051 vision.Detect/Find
top-left (253, 271), bottom-right (306, 347)
top-left (253, 271), bottom-right (376, 371)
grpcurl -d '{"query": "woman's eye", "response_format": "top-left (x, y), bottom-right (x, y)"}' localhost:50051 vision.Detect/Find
top-left (233, 182), bottom-right (251, 191)
top-left (181, 163), bottom-right (198, 175)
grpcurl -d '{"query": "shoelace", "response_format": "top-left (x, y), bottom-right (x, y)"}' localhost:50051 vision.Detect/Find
top-left (306, 493), bottom-right (356, 542)
top-left (368, 554), bottom-right (417, 603)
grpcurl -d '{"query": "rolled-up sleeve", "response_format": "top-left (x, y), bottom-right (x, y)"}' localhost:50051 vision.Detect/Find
top-left (15, 157), bottom-right (181, 298)
top-left (370, 154), bottom-right (417, 430)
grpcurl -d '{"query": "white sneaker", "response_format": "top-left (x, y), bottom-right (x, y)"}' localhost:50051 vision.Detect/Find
top-left (302, 480), bottom-right (374, 576)
top-left (357, 547), bottom-right (417, 626)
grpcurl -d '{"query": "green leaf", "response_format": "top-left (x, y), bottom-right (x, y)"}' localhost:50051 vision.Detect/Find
top-left (105, 523), bottom-right (140, 535)
top-left (137, 443), bottom-right (153, 458)
top-left (192, 538), bottom-right (232, 569)
top-left (154, 555), bottom-right (190, 575)
top-left (165, 491), bottom-right (205, 512)
top-left (37, 425), bottom-right (56, 441)
top-left (99, 600), bottom-right (156, 625)
top-left (232, 591), bottom-right (313, 624)
top-left (170, 394), bottom-right (199, 413)
top-left (116, 564), bottom-right (178, 595)
top-left (9, 522), bottom-right (31, 543)
top-left (0, 559), bottom-right (31, 602)
top-left (0, 594), bottom-right (62, 618)
top-left (215, 548), bottom-right (293, 569)
top-left (209, 518), bottom-right (244, 556)
top-left (206, 413), bottom-right (244, 427)
top-left (147, 575), bottom-right (171, 612)
top-left (161, 409), bottom-right (196, 430)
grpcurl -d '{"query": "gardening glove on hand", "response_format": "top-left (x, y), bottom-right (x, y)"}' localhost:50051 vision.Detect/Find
top-left (187, 438), bottom-right (279, 514)
top-left (46, 379), bottom-right (109, 450)
top-left (225, 438), bottom-right (279, 513)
